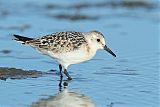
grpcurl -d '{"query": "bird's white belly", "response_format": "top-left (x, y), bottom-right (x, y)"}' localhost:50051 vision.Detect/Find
top-left (48, 49), bottom-right (96, 65)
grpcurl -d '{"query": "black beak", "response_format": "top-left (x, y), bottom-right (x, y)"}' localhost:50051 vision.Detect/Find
top-left (104, 45), bottom-right (116, 57)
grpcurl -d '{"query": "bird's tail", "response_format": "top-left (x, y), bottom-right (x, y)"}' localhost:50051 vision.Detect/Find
top-left (13, 34), bottom-right (33, 44)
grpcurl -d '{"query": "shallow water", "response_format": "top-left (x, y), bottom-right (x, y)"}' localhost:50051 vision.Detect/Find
top-left (0, 0), bottom-right (159, 107)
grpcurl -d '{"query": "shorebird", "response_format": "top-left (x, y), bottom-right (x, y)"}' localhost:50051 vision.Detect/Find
top-left (14, 31), bottom-right (116, 80)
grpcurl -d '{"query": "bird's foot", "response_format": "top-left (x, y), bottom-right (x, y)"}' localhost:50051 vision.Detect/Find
top-left (67, 76), bottom-right (72, 80)
top-left (60, 74), bottom-right (63, 79)
top-left (64, 69), bottom-right (72, 80)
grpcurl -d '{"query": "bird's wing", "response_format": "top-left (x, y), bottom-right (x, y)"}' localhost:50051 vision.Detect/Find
top-left (28, 32), bottom-right (87, 53)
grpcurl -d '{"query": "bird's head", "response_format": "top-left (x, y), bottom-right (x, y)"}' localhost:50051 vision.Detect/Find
top-left (85, 30), bottom-right (116, 57)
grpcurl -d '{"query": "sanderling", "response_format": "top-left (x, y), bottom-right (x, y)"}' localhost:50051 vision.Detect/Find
top-left (14, 30), bottom-right (116, 80)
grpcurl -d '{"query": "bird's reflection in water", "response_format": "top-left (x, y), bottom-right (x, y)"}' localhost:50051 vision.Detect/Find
top-left (31, 79), bottom-right (96, 107)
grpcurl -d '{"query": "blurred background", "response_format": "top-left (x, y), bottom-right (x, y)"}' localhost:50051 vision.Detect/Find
top-left (0, 0), bottom-right (159, 107)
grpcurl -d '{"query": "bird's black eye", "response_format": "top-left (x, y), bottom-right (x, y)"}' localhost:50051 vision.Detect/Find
top-left (97, 39), bottom-right (100, 42)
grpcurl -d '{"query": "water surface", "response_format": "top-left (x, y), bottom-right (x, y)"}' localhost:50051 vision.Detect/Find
top-left (0, 0), bottom-right (159, 107)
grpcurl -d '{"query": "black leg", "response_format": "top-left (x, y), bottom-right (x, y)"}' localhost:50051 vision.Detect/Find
top-left (59, 64), bottom-right (63, 78)
top-left (64, 69), bottom-right (72, 80)
top-left (59, 64), bottom-right (63, 90)
top-left (59, 74), bottom-right (63, 91)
